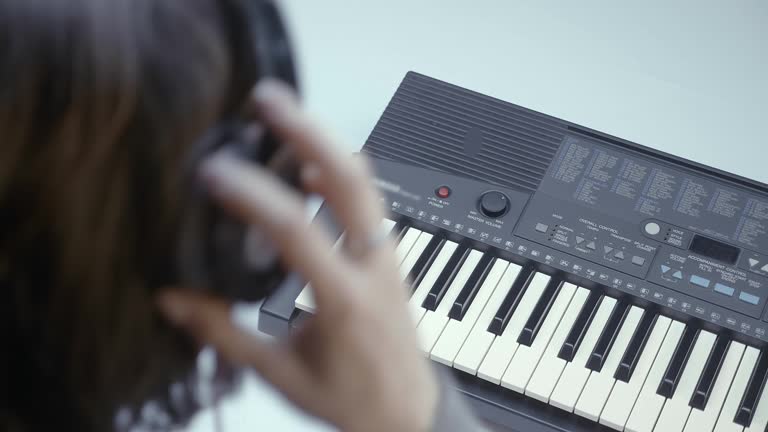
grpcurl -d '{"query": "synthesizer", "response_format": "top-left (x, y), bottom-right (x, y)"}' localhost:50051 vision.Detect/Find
top-left (259, 72), bottom-right (768, 432)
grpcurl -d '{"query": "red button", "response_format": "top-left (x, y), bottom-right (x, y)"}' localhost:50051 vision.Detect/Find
top-left (436, 186), bottom-right (451, 198)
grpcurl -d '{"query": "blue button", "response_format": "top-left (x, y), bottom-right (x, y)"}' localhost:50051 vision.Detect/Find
top-left (661, 265), bottom-right (671, 274)
top-left (739, 292), bottom-right (760, 305)
top-left (672, 270), bottom-right (683, 280)
top-left (714, 283), bottom-right (735, 297)
top-left (690, 275), bottom-right (711, 288)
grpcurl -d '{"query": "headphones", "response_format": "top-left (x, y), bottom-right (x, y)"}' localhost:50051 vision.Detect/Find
top-left (175, 0), bottom-right (300, 302)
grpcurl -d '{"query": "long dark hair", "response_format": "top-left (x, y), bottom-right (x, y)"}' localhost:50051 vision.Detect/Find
top-left (0, 0), bottom-right (253, 429)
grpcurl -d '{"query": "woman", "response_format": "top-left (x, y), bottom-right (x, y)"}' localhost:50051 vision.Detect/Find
top-left (0, 0), bottom-right (481, 430)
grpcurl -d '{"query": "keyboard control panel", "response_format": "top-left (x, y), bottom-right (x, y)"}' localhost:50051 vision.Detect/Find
top-left (368, 156), bottom-right (768, 342)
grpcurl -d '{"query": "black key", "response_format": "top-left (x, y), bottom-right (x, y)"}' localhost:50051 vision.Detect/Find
top-left (518, 277), bottom-right (564, 346)
top-left (690, 335), bottom-right (729, 410)
top-left (487, 265), bottom-right (536, 336)
top-left (615, 311), bottom-right (657, 382)
top-left (449, 255), bottom-right (495, 321)
top-left (657, 326), bottom-right (699, 398)
top-left (407, 237), bottom-right (445, 294)
top-left (392, 220), bottom-right (408, 240)
top-left (421, 245), bottom-right (470, 311)
top-left (586, 302), bottom-right (630, 372)
top-left (735, 349), bottom-right (768, 426)
top-left (559, 291), bottom-right (602, 362)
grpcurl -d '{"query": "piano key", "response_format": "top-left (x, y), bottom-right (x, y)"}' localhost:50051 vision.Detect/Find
top-left (683, 341), bottom-right (745, 432)
top-left (736, 349), bottom-right (768, 427)
top-left (380, 218), bottom-right (398, 236)
top-left (449, 254), bottom-right (496, 321)
top-left (713, 346), bottom-right (759, 432)
top-left (488, 265), bottom-right (536, 335)
top-left (559, 290), bottom-right (602, 362)
top-left (549, 296), bottom-right (618, 412)
top-left (525, 286), bottom-right (591, 402)
top-left (501, 283), bottom-right (578, 393)
top-left (391, 219), bottom-right (409, 239)
top-left (408, 241), bottom-right (459, 325)
top-left (657, 325), bottom-right (699, 398)
top-left (406, 235), bottom-right (444, 291)
top-left (295, 281), bottom-right (318, 314)
top-left (744, 364), bottom-right (768, 432)
top-left (654, 330), bottom-right (716, 432)
top-left (453, 263), bottom-right (523, 375)
top-left (477, 272), bottom-right (551, 384)
top-left (421, 245), bottom-right (470, 311)
top-left (624, 320), bottom-right (685, 432)
top-left (417, 249), bottom-right (483, 353)
top-left (690, 335), bottom-right (731, 410)
top-left (615, 310), bottom-right (658, 383)
top-left (517, 278), bottom-right (564, 346)
top-left (574, 305), bottom-right (644, 421)
top-left (295, 235), bottom-right (346, 313)
top-left (430, 259), bottom-right (509, 366)
top-left (296, 219), bottom-right (395, 313)
top-left (398, 231), bottom-right (433, 281)
top-left (586, 301), bottom-right (631, 372)
top-left (394, 227), bottom-right (422, 265)
top-left (599, 316), bottom-right (672, 431)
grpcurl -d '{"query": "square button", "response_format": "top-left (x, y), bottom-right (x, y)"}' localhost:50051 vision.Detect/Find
top-left (535, 223), bottom-right (549, 233)
top-left (690, 275), bottom-right (711, 288)
top-left (631, 256), bottom-right (646, 266)
top-left (714, 283), bottom-right (735, 297)
top-left (739, 292), bottom-right (760, 305)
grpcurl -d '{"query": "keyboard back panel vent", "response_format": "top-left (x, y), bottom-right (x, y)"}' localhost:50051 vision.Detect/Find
top-left (363, 72), bottom-right (567, 194)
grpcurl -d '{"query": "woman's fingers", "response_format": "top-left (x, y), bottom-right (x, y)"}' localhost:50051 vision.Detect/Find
top-left (156, 291), bottom-right (316, 408)
top-left (199, 152), bottom-right (352, 313)
top-left (251, 80), bottom-right (384, 251)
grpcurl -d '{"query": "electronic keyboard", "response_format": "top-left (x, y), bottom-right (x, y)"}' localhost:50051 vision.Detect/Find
top-left (259, 72), bottom-right (768, 432)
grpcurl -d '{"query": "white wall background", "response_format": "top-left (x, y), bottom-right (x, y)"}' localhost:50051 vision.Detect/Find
top-left (187, 1), bottom-right (767, 430)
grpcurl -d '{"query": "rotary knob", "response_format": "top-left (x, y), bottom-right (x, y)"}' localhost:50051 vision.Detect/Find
top-left (479, 191), bottom-right (509, 218)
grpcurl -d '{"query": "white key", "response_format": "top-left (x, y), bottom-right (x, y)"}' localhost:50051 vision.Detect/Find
top-left (684, 342), bottom-right (746, 432)
top-left (453, 263), bottom-right (523, 375)
top-left (380, 218), bottom-right (398, 235)
top-left (525, 287), bottom-right (590, 403)
top-left (408, 241), bottom-right (458, 325)
top-left (599, 316), bottom-right (672, 431)
top-left (625, 320), bottom-right (686, 432)
top-left (398, 232), bottom-right (433, 281)
top-left (295, 219), bottom-right (396, 313)
top-left (417, 249), bottom-right (484, 353)
top-left (394, 227), bottom-right (422, 265)
top-left (549, 296), bottom-right (618, 412)
top-left (295, 233), bottom-right (346, 312)
top-left (714, 346), bottom-right (760, 432)
top-left (501, 283), bottom-right (578, 392)
top-left (654, 330), bottom-right (717, 432)
top-left (430, 259), bottom-right (509, 366)
top-left (745, 361), bottom-right (768, 432)
top-left (295, 282), bottom-right (318, 313)
top-left (477, 272), bottom-right (551, 384)
top-left (575, 306), bottom-right (645, 421)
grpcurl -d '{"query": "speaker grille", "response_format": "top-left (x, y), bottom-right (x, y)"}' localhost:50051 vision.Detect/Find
top-left (363, 72), bottom-right (566, 193)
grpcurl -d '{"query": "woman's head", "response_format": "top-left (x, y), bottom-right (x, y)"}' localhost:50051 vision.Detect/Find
top-left (0, 0), bottom-right (263, 429)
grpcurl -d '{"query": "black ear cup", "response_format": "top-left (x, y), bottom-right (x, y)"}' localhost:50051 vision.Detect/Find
top-left (177, 123), bottom-right (297, 301)
top-left (175, 0), bottom-right (301, 302)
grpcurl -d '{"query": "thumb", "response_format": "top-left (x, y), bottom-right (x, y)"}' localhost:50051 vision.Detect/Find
top-left (156, 290), bottom-right (312, 401)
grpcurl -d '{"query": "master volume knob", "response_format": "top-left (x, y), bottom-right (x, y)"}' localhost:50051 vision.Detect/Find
top-left (479, 191), bottom-right (509, 218)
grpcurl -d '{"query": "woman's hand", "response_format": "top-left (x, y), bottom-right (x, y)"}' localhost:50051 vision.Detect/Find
top-left (158, 80), bottom-right (439, 432)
